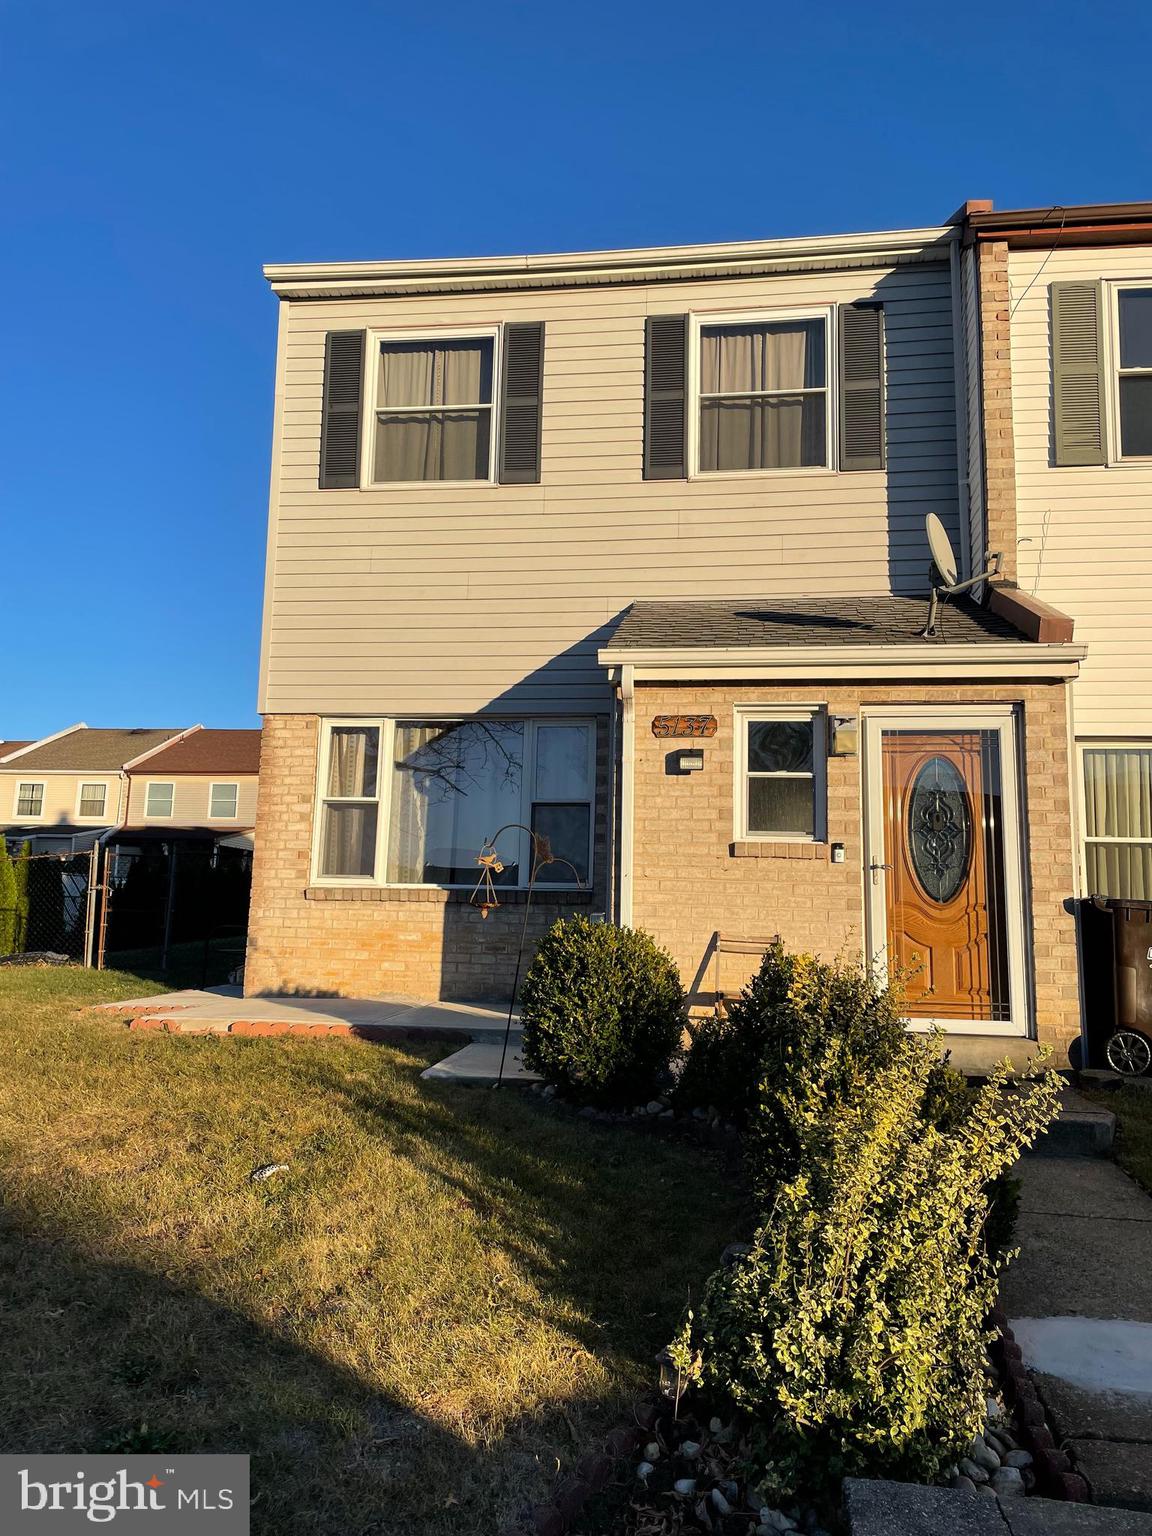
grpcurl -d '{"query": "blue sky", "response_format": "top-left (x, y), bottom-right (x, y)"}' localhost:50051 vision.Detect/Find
top-left (2, 0), bottom-right (1146, 739)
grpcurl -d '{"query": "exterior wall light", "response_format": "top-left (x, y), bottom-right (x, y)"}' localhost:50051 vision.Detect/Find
top-left (675, 748), bottom-right (705, 773)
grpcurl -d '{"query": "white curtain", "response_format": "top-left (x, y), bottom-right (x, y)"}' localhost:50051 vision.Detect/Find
top-left (374, 340), bottom-right (492, 482)
top-left (1084, 749), bottom-right (1152, 898)
top-left (386, 722), bottom-right (524, 884)
top-left (699, 322), bottom-right (825, 471)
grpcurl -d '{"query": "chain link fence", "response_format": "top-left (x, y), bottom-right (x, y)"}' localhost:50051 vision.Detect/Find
top-left (0, 845), bottom-right (97, 963)
top-left (98, 842), bottom-right (251, 985)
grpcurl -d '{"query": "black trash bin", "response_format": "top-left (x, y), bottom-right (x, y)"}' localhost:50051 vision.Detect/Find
top-left (1086, 896), bottom-right (1152, 1075)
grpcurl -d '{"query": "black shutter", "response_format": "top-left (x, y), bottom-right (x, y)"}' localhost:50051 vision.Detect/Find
top-left (498, 322), bottom-right (545, 483)
top-left (319, 330), bottom-right (365, 489)
top-left (644, 314), bottom-right (689, 479)
top-left (1052, 281), bottom-right (1106, 466)
top-left (838, 303), bottom-right (885, 471)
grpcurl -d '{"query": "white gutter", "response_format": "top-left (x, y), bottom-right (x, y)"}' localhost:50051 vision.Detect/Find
top-left (264, 226), bottom-right (957, 299)
top-left (596, 642), bottom-right (1085, 683)
top-left (618, 665), bottom-right (636, 928)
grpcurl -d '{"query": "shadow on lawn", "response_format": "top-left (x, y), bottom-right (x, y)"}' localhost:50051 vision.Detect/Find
top-left (324, 1061), bottom-right (749, 1370)
top-left (0, 1036), bottom-right (746, 1535)
top-left (0, 1208), bottom-right (486, 1535)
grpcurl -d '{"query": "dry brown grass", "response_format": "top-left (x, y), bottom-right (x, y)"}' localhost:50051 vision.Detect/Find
top-left (0, 967), bottom-right (744, 1534)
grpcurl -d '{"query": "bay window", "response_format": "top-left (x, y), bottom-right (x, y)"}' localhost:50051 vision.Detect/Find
top-left (315, 719), bottom-right (594, 887)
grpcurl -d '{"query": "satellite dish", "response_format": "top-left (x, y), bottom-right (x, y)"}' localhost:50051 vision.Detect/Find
top-left (920, 515), bottom-right (1003, 638)
top-left (925, 512), bottom-right (959, 587)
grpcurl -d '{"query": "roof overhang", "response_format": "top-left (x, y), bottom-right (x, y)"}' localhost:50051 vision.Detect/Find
top-left (597, 641), bottom-right (1086, 684)
top-left (966, 202), bottom-right (1152, 251)
top-left (264, 226), bottom-right (956, 300)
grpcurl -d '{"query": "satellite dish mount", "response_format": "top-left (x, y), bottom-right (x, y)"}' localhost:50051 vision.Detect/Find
top-left (920, 512), bottom-right (1002, 638)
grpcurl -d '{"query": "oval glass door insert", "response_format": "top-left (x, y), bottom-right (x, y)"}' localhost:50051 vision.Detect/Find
top-left (907, 756), bottom-right (972, 903)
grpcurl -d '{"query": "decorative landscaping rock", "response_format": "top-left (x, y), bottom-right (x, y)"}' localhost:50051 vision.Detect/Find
top-left (990, 1466), bottom-right (1025, 1497)
top-left (970, 1434), bottom-right (1000, 1472)
top-left (958, 1457), bottom-right (989, 1483)
top-left (672, 1477), bottom-right (696, 1495)
top-left (1003, 1448), bottom-right (1033, 1468)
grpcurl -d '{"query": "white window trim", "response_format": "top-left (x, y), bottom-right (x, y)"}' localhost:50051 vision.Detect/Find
top-left (75, 780), bottom-right (111, 821)
top-left (688, 306), bottom-right (837, 480)
top-left (310, 716), bottom-right (595, 890)
top-left (13, 781), bottom-right (45, 820)
top-left (144, 781), bottom-right (175, 819)
top-left (732, 705), bottom-right (827, 843)
top-left (208, 781), bottom-right (240, 820)
top-left (1077, 738), bottom-right (1152, 894)
top-left (1105, 280), bottom-right (1152, 465)
top-left (360, 326), bottom-right (501, 490)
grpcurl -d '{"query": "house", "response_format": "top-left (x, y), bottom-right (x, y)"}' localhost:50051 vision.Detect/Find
top-left (0, 725), bottom-right (185, 853)
top-left (960, 200), bottom-right (1152, 910)
top-left (248, 217), bottom-right (1087, 1062)
top-left (119, 727), bottom-right (262, 854)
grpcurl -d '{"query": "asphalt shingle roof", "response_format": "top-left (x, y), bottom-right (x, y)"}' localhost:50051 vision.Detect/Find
top-left (128, 729), bottom-right (262, 776)
top-left (6, 728), bottom-right (184, 771)
top-left (604, 596), bottom-right (1027, 650)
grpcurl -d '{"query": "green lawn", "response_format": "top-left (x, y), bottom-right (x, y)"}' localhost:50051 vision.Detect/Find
top-left (0, 966), bottom-right (744, 1535)
top-left (1081, 1083), bottom-right (1152, 1192)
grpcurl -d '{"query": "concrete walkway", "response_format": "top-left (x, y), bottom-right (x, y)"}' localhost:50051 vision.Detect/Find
top-left (94, 989), bottom-right (540, 1084)
top-left (1002, 1136), bottom-right (1152, 1511)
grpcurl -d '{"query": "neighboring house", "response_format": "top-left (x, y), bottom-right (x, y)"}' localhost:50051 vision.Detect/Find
top-left (248, 216), bottom-right (1089, 1062)
top-left (120, 727), bottom-right (262, 854)
top-left (961, 201), bottom-right (1152, 909)
top-left (0, 725), bottom-right (184, 853)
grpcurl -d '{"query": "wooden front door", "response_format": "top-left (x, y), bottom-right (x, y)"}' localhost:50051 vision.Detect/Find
top-left (879, 729), bottom-right (1011, 1023)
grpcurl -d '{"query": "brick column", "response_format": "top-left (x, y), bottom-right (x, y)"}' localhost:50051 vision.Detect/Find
top-left (978, 239), bottom-right (1018, 584)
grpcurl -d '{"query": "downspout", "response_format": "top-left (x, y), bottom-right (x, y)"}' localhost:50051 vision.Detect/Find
top-left (605, 684), bottom-right (619, 924)
top-left (619, 664), bottom-right (636, 927)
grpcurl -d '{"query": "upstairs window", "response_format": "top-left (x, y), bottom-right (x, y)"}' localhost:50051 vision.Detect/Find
top-left (371, 335), bottom-right (495, 483)
top-left (1117, 289), bottom-right (1152, 459)
top-left (698, 315), bottom-right (829, 473)
top-left (209, 783), bottom-right (239, 818)
top-left (145, 782), bottom-right (174, 818)
top-left (16, 782), bottom-right (44, 819)
top-left (78, 783), bottom-right (107, 818)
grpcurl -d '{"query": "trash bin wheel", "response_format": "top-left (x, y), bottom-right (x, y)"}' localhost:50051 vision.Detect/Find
top-left (1105, 1029), bottom-right (1152, 1077)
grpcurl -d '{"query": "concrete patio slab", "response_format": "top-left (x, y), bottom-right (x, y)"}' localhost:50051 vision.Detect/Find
top-left (420, 1037), bottom-right (540, 1086)
top-left (94, 987), bottom-right (532, 1083)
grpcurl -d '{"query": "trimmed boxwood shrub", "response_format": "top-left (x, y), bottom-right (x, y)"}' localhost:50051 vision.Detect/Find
top-left (694, 1037), bottom-right (1062, 1494)
top-left (520, 916), bottom-right (684, 1105)
top-left (677, 941), bottom-right (910, 1180)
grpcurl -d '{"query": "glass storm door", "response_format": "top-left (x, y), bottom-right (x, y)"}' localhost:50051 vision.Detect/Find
top-left (869, 720), bottom-right (1024, 1032)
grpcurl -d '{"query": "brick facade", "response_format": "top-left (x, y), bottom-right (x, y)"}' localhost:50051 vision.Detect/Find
top-left (630, 679), bottom-right (1081, 1061)
top-left (978, 239), bottom-right (1019, 583)
top-left (248, 680), bottom-right (1080, 1062)
top-left (245, 715), bottom-right (610, 1002)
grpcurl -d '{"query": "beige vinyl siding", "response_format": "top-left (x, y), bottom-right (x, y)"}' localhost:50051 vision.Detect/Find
top-left (1, 772), bottom-right (119, 827)
top-left (127, 775), bottom-right (259, 827)
top-left (263, 259), bottom-right (961, 715)
top-left (1009, 246), bottom-right (1152, 736)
